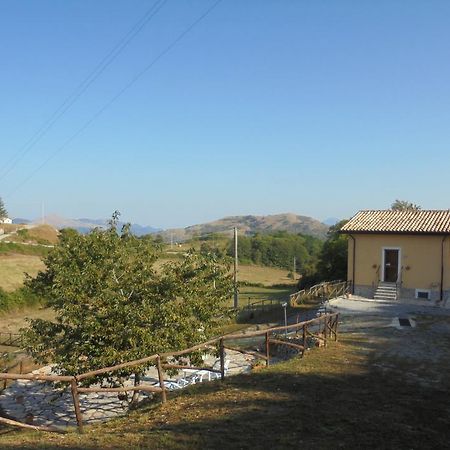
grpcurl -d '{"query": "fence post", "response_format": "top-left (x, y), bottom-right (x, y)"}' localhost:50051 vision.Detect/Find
top-left (302, 324), bottom-right (307, 357)
top-left (323, 316), bottom-right (328, 347)
top-left (19, 361), bottom-right (23, 374)
top-left (219, 338), bottom-right (225, 381)
top-left (265, 332), bottom-right (270, 366)
top-left (335, 314), bottom-right (339, 342)
top-left (156, 356), bottom-right (167, 403)
top-left (70, 378), bottom-right (84, 433)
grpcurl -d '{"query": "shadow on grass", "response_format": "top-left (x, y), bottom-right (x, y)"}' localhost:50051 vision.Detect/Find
top-left (1, 337), bottom-right (449, 449)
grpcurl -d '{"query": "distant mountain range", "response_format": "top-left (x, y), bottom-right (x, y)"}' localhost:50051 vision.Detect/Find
top-left (159, 213), bottom-right (329, 242)
top-left (13, 212), bottom-right (330, 240)
top-left (12, 214), bottom-right (161, 236)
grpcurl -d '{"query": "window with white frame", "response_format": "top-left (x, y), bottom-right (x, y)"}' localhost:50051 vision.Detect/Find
top-left (415, 289), bottom-right (431, 300)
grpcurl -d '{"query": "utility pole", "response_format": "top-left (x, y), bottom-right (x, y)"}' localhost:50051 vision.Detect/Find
top-left (170, 233), bottom-right (173, 249)
top-left (233, 227), bottom-right (238, 308)
top-left (293, 256), bottom-right (296, 280)
top-left (41, 201), bottom-right (45, 225)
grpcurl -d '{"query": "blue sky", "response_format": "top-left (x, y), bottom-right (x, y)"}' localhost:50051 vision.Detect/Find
top-left (1, 0), bottom-right (450, 228)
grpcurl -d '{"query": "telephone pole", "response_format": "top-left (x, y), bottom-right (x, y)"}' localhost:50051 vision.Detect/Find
top-left (233, 227), bottom-right (238, 308)
top-left (293, 256), bottom-right (296, 280)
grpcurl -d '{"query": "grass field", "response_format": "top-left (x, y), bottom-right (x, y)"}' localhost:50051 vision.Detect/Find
top-left (7, 225), bottom-right (59, 245)
top-left (1, 313), bottom-right (449, 449)
top-left (0, 254), bottom-right (45, 292)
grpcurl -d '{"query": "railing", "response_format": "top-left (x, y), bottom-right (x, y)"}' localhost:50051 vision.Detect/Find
top-left (239, 298), bottom-right (281, 318)
top-left (0, 332), bottom-right (22, 347)
top-left (290, 280), bottom-right (351, 307)
top-left (0, 313), bottom-right (339, 434)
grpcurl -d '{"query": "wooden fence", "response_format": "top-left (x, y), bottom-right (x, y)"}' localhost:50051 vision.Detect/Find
top-left (290, 281), bottom-right (352, 308)
top-left (0, 333), bottom-right (22, 347)
top-left (0, 312), bottom-right (339, 434)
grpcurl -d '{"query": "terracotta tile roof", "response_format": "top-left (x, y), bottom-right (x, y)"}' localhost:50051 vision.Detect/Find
top-left (340, 210), bottom-right (450, 234)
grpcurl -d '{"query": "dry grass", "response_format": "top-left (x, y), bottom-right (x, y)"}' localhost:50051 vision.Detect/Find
top-left (0, 307), bottom-right (55, 334)
top-left (8, 225), bottom-right (59, 245)
top-left (0, 224), bottom-right (25, 234)
top-left (0, 255), bottom-right (45, 292)
top-left (2, 317), bottom-right (449, 449)
top-left (238, 264), bottom-right (297, 287)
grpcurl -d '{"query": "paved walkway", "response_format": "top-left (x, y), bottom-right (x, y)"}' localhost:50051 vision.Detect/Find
top-left (0, 349), bottom-right (256, 429)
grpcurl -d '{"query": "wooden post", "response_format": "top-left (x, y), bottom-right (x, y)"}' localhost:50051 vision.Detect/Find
top-left (302, 324), bottom-right (307, 357)
top-left (323, 316), bottom-right (328, 347)
top-left (265, 332), bottom-right (270, 366)
top-left (70, 379), bottom-right (84, 433)
top-left (19, 361), bottom-right (23, 374)
top-left (219, 338), bottom-right (225, 381)
top-left (156, 356), bottom-right (167, 404)
top-left (334, 314), bottom-right (339, 342)
top-left (233, 227), bottom-right (238, 308)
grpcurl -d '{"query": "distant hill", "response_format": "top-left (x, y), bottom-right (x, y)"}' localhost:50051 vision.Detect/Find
top-left (160, 213), bottom-right (329, 242)
top-left (12, 218), bottom-right (31, 224)
top-left (323, 217), bottom-right (340, 226)
top-left (28, 215), bottom-right (161, 236)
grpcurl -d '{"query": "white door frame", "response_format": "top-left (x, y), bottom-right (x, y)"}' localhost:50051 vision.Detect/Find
top-left (381, 247), bottom-right (401, 282)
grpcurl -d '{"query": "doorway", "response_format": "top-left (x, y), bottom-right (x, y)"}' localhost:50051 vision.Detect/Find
top-left (383, 249), bottom-right (400, 283)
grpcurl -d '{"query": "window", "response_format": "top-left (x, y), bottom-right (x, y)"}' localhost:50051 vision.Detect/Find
top-left (415, 289), bottom-right (430, 300)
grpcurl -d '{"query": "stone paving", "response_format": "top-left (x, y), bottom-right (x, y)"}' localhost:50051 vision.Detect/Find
top-left (0, 350), bottom-right (256, 429)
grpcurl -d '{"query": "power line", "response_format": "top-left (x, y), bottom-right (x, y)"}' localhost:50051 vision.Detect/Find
top-left (0, 0), bottom-right (168, 183)
top-left (6, 0), bottom-right (223, 200)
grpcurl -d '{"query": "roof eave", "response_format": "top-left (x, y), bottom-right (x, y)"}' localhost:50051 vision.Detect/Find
top-left (339, 230), bottom-right (450, 236)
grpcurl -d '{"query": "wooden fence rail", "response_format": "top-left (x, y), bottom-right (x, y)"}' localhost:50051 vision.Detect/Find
top-left (290, 280), bottom-right (352, 307)
top-left (0, 313), bottom-right (339, 434)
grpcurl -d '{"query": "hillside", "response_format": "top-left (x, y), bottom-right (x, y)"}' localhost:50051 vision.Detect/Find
top-left (161, 213), bottom-right (329, 242)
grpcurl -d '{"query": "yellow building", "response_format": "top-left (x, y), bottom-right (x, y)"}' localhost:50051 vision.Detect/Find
top-left (340, 210), bottom-right (450, 304)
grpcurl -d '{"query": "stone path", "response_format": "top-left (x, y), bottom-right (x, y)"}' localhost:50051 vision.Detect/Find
top-left (0, 350), bottom-right (256, 429)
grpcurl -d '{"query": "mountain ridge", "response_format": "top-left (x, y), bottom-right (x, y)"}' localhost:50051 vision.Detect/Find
top-left (160, 213), bottom-right (329, 241)
top-left (14, 212), bottom-right (328, 240)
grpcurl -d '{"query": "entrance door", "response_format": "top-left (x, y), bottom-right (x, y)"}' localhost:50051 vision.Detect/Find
top-left (383, 249), bottom-right (399, 282)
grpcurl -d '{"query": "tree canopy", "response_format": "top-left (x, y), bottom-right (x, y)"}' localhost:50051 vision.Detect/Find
top-left (0, 197), bottom-right (7, 219)
top-left (22, 213), bottom-right (233, 385)
top-left (299, 220), bottom-right (348, 288)
top-left (391, 199), bottom-right (421, 211)
top-left (227, 231), bottom-right (323, 275)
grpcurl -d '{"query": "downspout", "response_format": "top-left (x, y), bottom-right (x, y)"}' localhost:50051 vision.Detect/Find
top-left (440, 235), bottom-right (448, 302)
top-left (349, 234), bottom-right (356, 294)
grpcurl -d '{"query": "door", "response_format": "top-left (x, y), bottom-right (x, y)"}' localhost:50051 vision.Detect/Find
top-left (384, 249), bottom-right (399, 282)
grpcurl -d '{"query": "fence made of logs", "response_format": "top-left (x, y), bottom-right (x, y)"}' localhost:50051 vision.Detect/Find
top-left (0, 312), bottom-right (339, 434)
top-left (0, 332), bottom-right (22, 347)
top-left (290, 280), bottom-right (352, 307)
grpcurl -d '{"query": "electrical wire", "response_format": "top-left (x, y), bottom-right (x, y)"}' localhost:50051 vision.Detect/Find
top-left (6, 0), bottom-right (223, 199)
top-left (0, 0), bottom-right (168, 183)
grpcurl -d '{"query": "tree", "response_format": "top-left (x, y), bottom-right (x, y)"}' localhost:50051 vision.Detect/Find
top-left (391, 199), bottom-right (421, 211)
top-left (0, 197), bottom-right (7, 220)
top-left (22, 213), bottom-right (233, 386)
top-left (315, 220), bottom-right (348, 283)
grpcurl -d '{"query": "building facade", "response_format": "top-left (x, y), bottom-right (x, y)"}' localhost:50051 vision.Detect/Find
top-left (340, 210), bottom-right (450, 305)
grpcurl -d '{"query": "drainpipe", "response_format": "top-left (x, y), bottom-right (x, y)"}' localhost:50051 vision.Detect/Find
top-left (440, 235), bottom-right (448, 302)
top-left (349, 234), bottom-right (356, 294)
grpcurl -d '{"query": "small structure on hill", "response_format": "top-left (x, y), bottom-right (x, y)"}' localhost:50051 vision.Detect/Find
top-left (0, 217), bottom-right (12, 224)
top-left (340, 210), bottom-right (450, 304)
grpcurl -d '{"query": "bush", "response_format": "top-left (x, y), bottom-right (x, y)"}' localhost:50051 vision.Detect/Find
top-left (0, 286), bottom-right (45, 312)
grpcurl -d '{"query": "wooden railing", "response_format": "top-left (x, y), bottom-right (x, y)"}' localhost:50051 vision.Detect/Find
top-left (290, 281), bottom-right (351, 307)
top-left (0, 313), bottom-right (339, 434)
top-left (0, 332), bottom-right (22, 347)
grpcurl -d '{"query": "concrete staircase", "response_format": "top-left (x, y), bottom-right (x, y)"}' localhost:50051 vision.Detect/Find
top-left (374, 282), bottom-right (397, 301)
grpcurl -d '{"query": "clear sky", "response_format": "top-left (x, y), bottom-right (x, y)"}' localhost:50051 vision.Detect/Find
top-left (1, 0), bottom-right (449, 228)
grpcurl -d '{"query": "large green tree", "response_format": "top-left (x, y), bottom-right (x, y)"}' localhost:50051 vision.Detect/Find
top-left (316, 220), bottom-right (348, 281)
top-left (22, 213), bottom-right (233, 386)
top-left (0, 197), bottom-right (7, 220)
